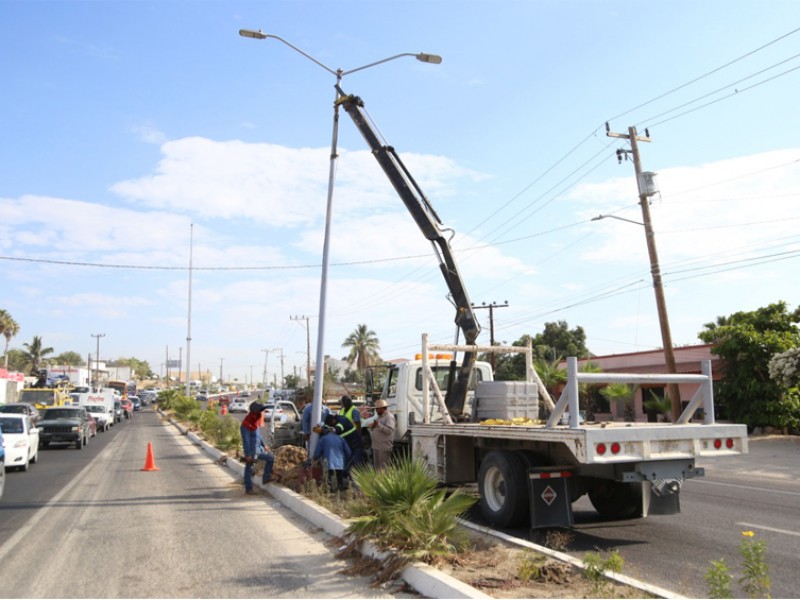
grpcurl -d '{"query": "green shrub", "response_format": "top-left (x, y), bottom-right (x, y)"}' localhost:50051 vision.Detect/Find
top-left (583, 550), bottom-right (623, 597)
top-left (346, 457), bottom-right (477, 564)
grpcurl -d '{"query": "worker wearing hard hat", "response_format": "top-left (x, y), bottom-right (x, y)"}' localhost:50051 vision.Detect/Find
top-left (369, 399), bottom-right (395, 470)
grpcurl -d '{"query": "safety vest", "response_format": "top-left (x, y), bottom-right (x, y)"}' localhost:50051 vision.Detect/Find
top-left (338, 406), bottom-right (358, 438)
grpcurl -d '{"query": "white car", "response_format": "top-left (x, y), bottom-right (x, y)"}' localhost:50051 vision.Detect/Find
top-left (229, 398), bottom-right (250, 413)
top-left (83, 404), bottom-right (111, 432)
top-left (0, 414), bottom-right (39, 471)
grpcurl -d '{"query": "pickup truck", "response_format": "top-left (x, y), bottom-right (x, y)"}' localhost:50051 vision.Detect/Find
top-left (37, 406), bottom-right (93, 449)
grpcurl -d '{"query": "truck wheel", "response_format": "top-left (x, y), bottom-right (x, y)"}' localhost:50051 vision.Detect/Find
top-left (75, 436), bottom-right (84, 450)
top-left (588, 479), bottom-right (641, 518)
top-left (478, 450), bottom-right (529, 528)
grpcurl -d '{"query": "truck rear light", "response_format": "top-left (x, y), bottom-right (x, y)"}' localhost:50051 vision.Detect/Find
top-left (713, 438), bottom-right (722, 449)
top-left (596, 443), bottom-right (607, 455)
top-left (610, 442), bottom-right (621, 454)
top-left (726, 438), bottom-right (734, 449)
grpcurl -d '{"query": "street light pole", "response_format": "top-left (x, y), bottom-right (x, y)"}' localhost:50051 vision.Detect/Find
top-left (91, 333), bottom-right (105, 390)
top-left (239, 28), bottom-right (441, 456)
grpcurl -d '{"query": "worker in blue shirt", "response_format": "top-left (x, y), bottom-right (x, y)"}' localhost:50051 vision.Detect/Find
top-left (312, 424), bottom-right (351, 492)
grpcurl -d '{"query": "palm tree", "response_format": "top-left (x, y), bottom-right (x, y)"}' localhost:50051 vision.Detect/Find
top-left (0, 309), bottom-right (20, 369)
top-left (532, 356), bottom-right (566, 398)
top-left (21, 335), bottom-right (54, 376)
top-left (342, 324), bottom-right (381, 375)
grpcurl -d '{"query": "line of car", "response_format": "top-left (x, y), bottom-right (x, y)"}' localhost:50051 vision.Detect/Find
top-left (0, 391), bottom-right (155, 499)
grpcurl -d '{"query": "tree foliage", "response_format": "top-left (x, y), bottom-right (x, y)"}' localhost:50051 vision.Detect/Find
top-left (341, 324), bottom-right (381, 374)
top-left (493, 321), bottom-right (590, 381)
top-left (21, 335), bottom-right (54, 375)
top-left (111, 357), bottom-right (152, 379)
top-left (53, 351), bottom-right (84, 366)
top-left (0, 309), bottom-right (21, 369)
top-left (698, 302), bottom-right (800, 430)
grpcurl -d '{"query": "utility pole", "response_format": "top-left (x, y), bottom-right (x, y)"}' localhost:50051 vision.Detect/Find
top-left (290, 315), bottom-right (312, 387)
top-left (91, 333), bottom-right (105, 390)
top-left (219, 358), bottom-right (224, 388)
top-left (607, 124), bottom-right (681, 420)
top-left (471, 302), bottom-right (509, 370)
top-left (261, 349), bottom-right (270, 391)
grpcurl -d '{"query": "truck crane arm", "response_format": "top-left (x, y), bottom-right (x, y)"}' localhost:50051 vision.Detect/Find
top-left (335, 85), bottom-right (480, 418)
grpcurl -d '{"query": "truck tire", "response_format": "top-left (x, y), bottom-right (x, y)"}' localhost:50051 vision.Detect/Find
top-left (478, 450), bottom-right (529, 528)
top-left (587, 479), bottom-right (641, 518)
top-left (75, 435), bottom-right (84, 450)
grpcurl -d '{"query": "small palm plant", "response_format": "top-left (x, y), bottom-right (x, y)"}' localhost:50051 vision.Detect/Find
top-left (643, 390), bottom-right (672, 422)
top-left (345, 457), bottom-right (477, 567)
top-left (600, 382), bottom-right (639, 421)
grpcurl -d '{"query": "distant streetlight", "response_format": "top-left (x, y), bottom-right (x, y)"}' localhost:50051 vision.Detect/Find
top-left (91, 333), bottom-right (105, 390)
top-left (592, 198), bottom-right (681, 417)
top-left (239, 27), bottom-right (441, 455)
top-left (591, 214), bottom-right (644, 226)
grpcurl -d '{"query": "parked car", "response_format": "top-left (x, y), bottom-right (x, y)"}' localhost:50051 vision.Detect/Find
top-left (86, 413), bottom-right (98, 438)
top-left (0, 414), bottom-right (39, 471)
top-left (0, 427), bottom-right (5, 498)
top-left (113, 400), bottom-right (124, 423)
top-left (128, 396), bottom-right (141, 411)
top-left (262, 402), bottom-right (297, 424)
top-left (38, 406), bottom-right (93, 449)
top-left (0, 402), bottom-right (41, 427)
top-left (83, 404), bottom-right (111, 432)
top-left (263, 401), bottom-right (303, 449)
top-left (120, 399), bottom-right (133, 419)
top-left (228, 398), bottom-right (249, 413)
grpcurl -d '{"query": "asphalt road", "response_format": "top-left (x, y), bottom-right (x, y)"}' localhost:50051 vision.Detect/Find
top-left (487, 435), bottom-right (800, 599)
top-left (0, 409), bottom-right (410, 599)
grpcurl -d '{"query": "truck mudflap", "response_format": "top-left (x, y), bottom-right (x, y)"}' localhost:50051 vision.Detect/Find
top-left (528, 468), bottom-right (575, 529)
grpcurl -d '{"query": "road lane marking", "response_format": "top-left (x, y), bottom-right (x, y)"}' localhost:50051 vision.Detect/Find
top-left (692, 479), bottom-right (800, 497)
top-left (0, 432), bottom-right (124, 563)
top-left (737, 522), bottom-right (800, 538)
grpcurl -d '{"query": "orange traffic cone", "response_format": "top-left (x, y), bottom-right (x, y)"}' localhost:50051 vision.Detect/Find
top-left (141, 442), bottom-right (160, 471)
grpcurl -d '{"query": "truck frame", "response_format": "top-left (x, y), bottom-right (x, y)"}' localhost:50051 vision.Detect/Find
top-left (336, 86), bottom-right (748, 528)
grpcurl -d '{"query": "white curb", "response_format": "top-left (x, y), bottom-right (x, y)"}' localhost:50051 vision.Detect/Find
top-left (168, 416), bottom-right (489, 597)
top-left (166, 414), bottom-right (681, 599)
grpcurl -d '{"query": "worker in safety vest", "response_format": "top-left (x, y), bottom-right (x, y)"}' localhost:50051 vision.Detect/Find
top-left (335, 395), bottom-right (364, 469)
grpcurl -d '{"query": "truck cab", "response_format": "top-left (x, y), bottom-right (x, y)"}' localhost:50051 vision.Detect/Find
top-left (381, 354), bottom-right (494, 444)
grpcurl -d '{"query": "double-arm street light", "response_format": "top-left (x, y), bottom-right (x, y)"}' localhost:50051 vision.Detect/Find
top-left (239, 28), bottom-right (441, 454)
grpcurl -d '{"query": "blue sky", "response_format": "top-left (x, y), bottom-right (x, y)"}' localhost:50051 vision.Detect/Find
top-left (1, 0), bottom-right (799, 385)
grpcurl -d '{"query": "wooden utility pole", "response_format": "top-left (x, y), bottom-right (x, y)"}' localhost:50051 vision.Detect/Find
top-left (607, 125), bottom-right (681, 420)
top-left (471, 301), bottom-right (509, 370)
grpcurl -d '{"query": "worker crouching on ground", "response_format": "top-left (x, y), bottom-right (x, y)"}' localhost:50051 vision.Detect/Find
top-left (370, 399), bottom-right (396, 470)
top-left (240, 402), bottom-right (276, 494)
top-left (312, 422), bottom-right (352, 493)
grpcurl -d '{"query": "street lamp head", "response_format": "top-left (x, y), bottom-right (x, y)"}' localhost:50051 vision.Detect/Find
top-left (239, 28), bottom-right (268, 39)
top-left (416, 52), bottom-right (442, 64)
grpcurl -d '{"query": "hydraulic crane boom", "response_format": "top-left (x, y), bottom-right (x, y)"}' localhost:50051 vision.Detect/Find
top-left (335, 85), bottom-right (480, 418)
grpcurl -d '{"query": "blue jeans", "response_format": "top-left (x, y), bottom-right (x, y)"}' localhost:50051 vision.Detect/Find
top-left (244, 452), bottom-right (275, 490)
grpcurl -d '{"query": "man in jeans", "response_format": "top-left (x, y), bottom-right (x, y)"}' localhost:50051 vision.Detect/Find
top-left (240, 402), bottom-right (275, 494)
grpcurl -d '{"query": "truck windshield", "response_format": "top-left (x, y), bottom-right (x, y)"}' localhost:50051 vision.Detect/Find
top-left (414, 365), bottom-right (483, 392)
top-left (42, 409), bottom-right (79, 420)
top-left (20, 390), bottom-right (55, 406)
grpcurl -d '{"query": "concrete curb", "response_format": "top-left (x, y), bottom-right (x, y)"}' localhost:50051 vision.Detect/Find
top-left (167, 416), bottom-right (489, 599)
top-left (166, 415), bottom-right (681, 599)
